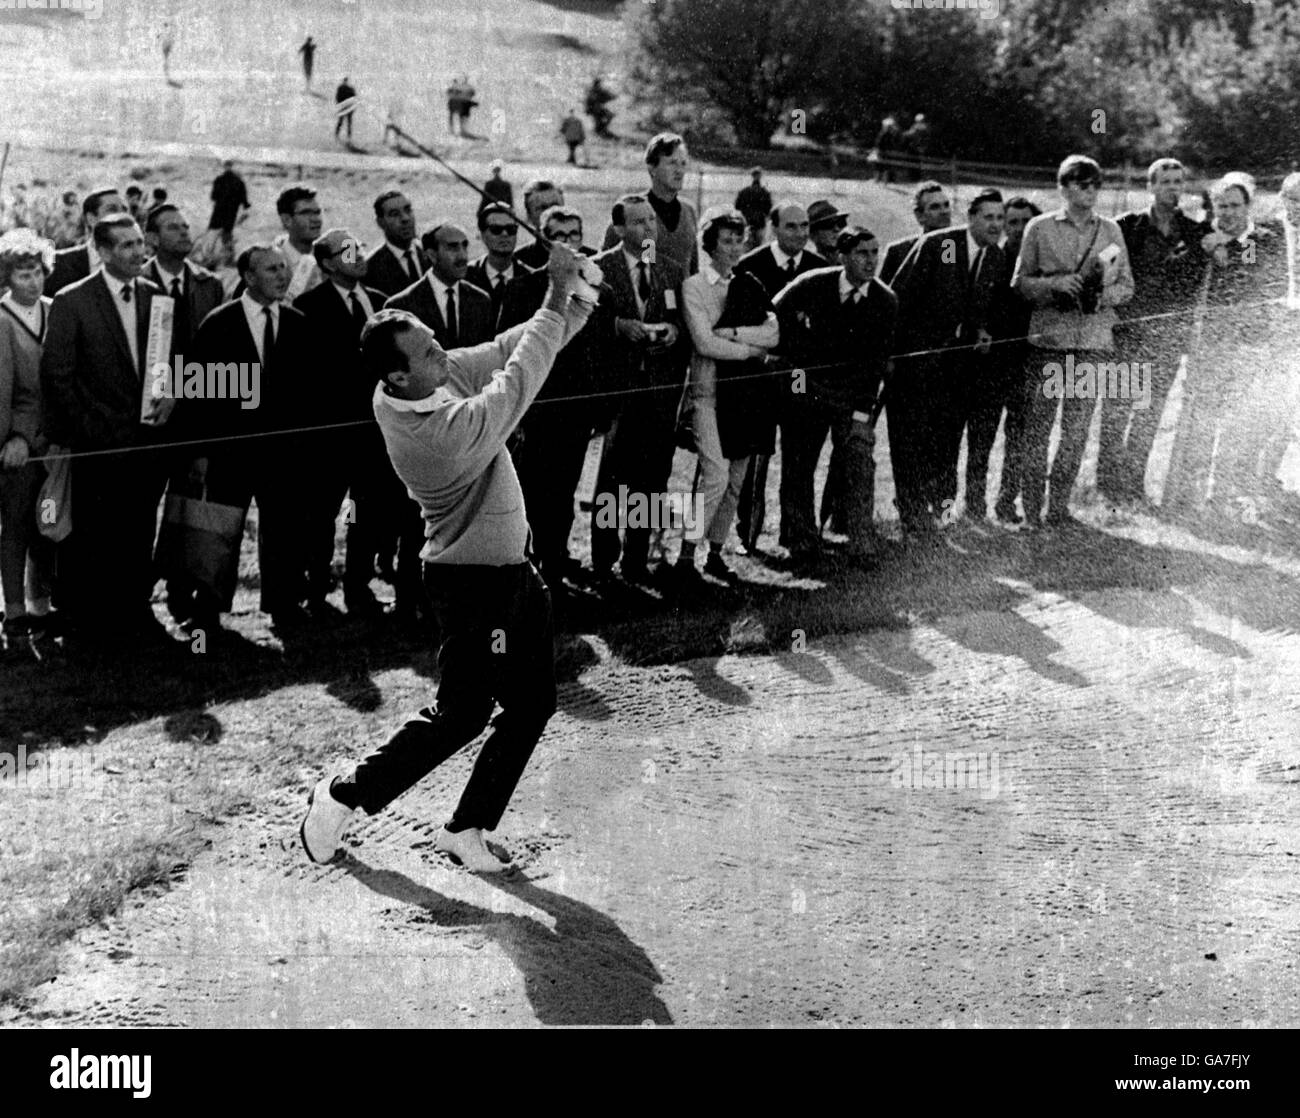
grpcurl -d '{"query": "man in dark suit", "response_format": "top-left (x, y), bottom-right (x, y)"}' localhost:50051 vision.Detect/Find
top-left (889, 189), bottom-right (1008, 536)
top-left (589, 194), bottom-right (687, 582)
top-left (384, 221), bottom-right (493, 624)
top-left (773, 227), bottom-right (897, 565)
top-left (295, 229), bottom-right (386, 617)
top-left (143, 204), bottom-right (224, 351)
top-left (497, 205), bottom-right (601, 590)
top-left (878, 180), bottom-right (952, 285)
top-left (44, 187), bottom-right (129, 296)
top-left (143, 202), bottom-right (229, 627)
top-left (732, 203), bottom-right (828, 552)
top-left (512, 180), bottom-right (564, 273)
top-left (465, 202), bottom-right (523, 333)
top-left (40, 214), bottom-right (175, 645)
top-left (386, 222), bottom-right (493, 348)
top-left (364, 190), bottom-right (427, 299)
top-left (184, 244), bottom-right (315, 632)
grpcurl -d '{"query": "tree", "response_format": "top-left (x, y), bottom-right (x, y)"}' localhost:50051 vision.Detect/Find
top-left (624, 0), bottom-right (874, 150)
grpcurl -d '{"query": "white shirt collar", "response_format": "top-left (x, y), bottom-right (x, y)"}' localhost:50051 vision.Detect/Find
top-left (427, 271), bottom-right (458, 302)
top-left (771, 243), bottom-right (802, 270)
top-left (1232, 219), bottom-right (1258, 245)
top-left (153, 258), bottom-right (186, 285)
top-left (701, 259), bottom-right (729, 286)
top-left (622, 247), bottom-right (645, 272)
top-left (101, 269), bottom-right (135, 298)
top-left (966, 229), bottom-right (983, 263)
top-left (331, 280), bottom-right (372, 312)
top-left (271, 232), bottom-right (305, 265)
top-left (387, 240), bottom-right (417, 261)
top-left (838, 271), bottom-right (867, 302)
top-left (484, 258), bottom-right (513, 283)
top-left (374, 380), bottom-right (445, 413)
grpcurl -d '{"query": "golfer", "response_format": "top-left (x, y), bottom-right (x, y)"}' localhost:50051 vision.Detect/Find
top-left (300, 243), bottom-right (594, 872)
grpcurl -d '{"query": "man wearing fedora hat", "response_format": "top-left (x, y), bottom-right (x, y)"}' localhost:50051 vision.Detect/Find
top-left (807, 200), bottom-right (850, 265)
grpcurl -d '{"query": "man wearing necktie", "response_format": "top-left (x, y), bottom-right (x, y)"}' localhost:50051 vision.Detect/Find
top-left (295, 229), bottom-right (388, 618)
top-left (889, 188), bottom-right (1009, 538)
top-left (182, 245), bottom-right (315, 633)
top-left (466, 201), bottom-right (521, 333)
top-left (589, 194), bottom-right (687, 583)
top-left (364, 190), bottom-right (427, 300)
top-left (733, 202), bottom-right (827, 554)
top-left (772, 227), bottom-right (896, 566)
top-left (144, 203), bottom-right (227, 627)
top-left (40, 214), bottom-right (175, 647)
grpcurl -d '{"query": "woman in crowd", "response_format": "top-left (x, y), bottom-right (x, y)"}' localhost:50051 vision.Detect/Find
top-left (0, 228), bottom-right (57, 655)
top-left (675, 208), bottom-right (780, 582)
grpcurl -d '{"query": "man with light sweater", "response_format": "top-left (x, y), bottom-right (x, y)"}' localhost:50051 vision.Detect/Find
top-left (300, 244), bottom-right (593, 874)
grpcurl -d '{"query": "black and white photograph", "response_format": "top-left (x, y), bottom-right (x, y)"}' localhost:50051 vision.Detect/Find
top-left (0, 0), bottom-right (1296, 1068)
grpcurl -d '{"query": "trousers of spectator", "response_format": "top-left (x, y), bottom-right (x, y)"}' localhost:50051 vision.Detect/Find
top-left (961, 347), bottom-right (1030, 519)
top-left (302, 433), bottom-right (350, 605)
top-left (780, 394), bottom-right (876, 551)
top-left (343, 428), bottom-right (406, 603)
top-left (1172, 341), bottom-right (1293, 509)
top-left (1096, 321), bottom-right (1185, 503)
top-left (736, 451), bottom-right (771, 549)
top-left (0, 461), bottom-right (54, 618)
top-left (1018, 348), bottom-right (1109, 523)
top-left (517, 407), bottom-right (594, 579)
top-left (591, 384), bottom-right (678, 573)
top-left (332, 561), bottom-right (556, 828)
top-left (192, 444), bottom-right (310, 616)
top-left (66, 446), bottom-right (169, 631)
top-left (885, 355), bottom-right (946, 532)
top-left (689, 401), bottom-right (750, 546)
top-left (988, 343), bottom-right (1033, 520)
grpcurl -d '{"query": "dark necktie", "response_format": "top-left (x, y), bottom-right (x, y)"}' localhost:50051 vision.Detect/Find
top-left (170, 277), bottom-right (189, 344)
top-left (970, 247), bottom-right (985, 284)
top-left (404, 249), bottom-right (418, 282)
top-left (444, 286), bottom-right (458, 345)
top-left (785, 258), bottom-right (797, 284)
top-left (350, 291), bottom-right (367, 333)
top-left (637, 261), bottom-right (650, 308)
top-left (121, 282), bottom-right (132, 304)
top-left (262, 307), bottom-right (274, 374)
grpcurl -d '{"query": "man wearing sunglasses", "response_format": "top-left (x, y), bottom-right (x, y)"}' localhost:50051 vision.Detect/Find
top-left (467, 202), bottom-right (522, 332)
top-left (1011, 154), bottom-right (1133, 530)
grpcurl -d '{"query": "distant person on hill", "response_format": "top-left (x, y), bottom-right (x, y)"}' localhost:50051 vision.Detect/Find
top-left (159, 19), bottom-right (176, 82)
top-left (585, 75), bottom-right (615, 138)
top-left (733, 167), bottom-right (772, 250)
top-left (872, 115), bottom-right (903, 182)
top-left (125, 185), bottom-right (146, 225)
top-left (901, 113), bottom-right (932, 176)
top-left (298, 35), bottom-right (317, 92)
top-left (480, 160), bottom-right (514, 215)
top-left (335, 76), bottom-right (357, 142)
top-left (208, 160), bottom-right (250, 252)
top-left (560, 109), bottom-right (586, 165)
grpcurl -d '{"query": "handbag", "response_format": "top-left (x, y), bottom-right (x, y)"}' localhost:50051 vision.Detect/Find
top-left (154, 483), bottom-right (246, 611)
top-left (36, 446), bottom-right (72, 542)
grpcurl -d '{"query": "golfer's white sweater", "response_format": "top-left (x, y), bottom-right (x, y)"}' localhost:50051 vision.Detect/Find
top-left (373, 302), bottom-right (590, 567)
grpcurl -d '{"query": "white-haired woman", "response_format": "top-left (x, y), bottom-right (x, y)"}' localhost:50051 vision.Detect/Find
top-left (0, 228), bottom-right (56, 654)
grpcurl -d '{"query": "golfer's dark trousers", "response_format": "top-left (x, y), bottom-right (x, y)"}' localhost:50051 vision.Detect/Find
top-left (336, 561), bottom-right (556, 831)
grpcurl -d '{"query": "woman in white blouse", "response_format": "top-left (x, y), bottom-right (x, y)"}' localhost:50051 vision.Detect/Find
top-left (675, 209), bottom-right (779, 582)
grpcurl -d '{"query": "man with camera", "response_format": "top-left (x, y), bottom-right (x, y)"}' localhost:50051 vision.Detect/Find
top-left (1011, 155), bottom-right (1133, 530)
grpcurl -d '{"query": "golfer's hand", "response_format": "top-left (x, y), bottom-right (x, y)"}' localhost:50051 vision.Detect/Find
top-left (546, 242), bottom-right (581, 290)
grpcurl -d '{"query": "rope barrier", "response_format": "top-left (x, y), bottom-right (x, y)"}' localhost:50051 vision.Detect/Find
top-left (22, 284), bottom-right (1294, 467)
